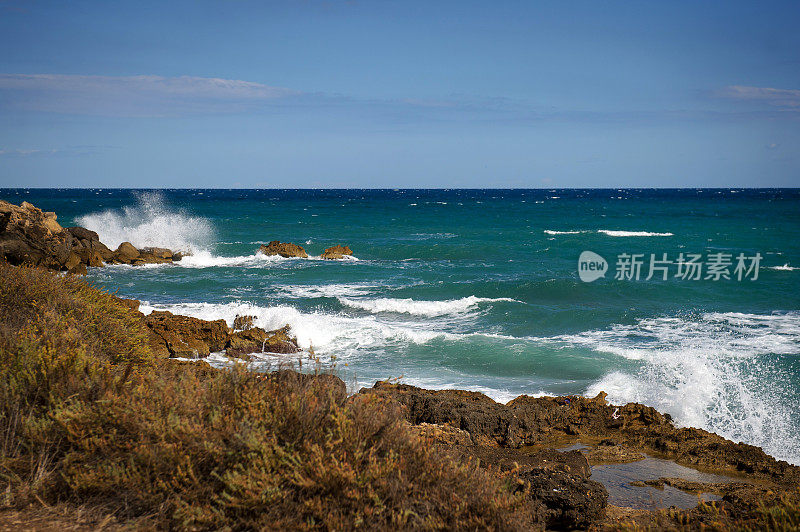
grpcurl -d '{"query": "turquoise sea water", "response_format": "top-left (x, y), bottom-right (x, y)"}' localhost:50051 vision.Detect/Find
top-left (4, 188), bottom-right (799, 464)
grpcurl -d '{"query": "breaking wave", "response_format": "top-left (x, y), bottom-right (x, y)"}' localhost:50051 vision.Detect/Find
top-left (571, 312), bottom-right (800, 465)
top-left (78, 192), bottom-right (213, 253)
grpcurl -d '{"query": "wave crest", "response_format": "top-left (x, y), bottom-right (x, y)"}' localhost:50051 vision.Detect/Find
top-left (338, 296), bottom-right (520, 317)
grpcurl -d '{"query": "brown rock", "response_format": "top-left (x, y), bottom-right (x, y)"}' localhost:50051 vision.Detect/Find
top-left (258, 240), bottom-right (308, 258)
top-left (140, 247), bottom-right (173, 259)
top-left (144, 310), bottom-right (229, 358)
top-left (64, 252), bottom-right (82, 271)
top-left (0, 199), bottom-right (71, 270)
top-left (115, 242), bottom-right (140, 262)
top-left (67, 262), bottom-right (87, 275)
top-left (225, 325), bottom-right (300, 357)
top-left (67, 226), bottom-right (99, 242)
top-left (359, 383), bottom-right (800, 486)
top-left (519, 468), bottom-right (607, 529)
top-left (321, 244), bottom-right (353, 260)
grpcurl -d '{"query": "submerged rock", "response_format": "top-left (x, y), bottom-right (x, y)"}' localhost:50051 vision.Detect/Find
top-left (321, 244), bottom-right (353, 260)
top-left (258, 240), bottom-right (308, 258)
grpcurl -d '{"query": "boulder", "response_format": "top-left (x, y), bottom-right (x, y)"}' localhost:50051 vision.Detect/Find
top-left (519, 468), bottom-right (607, 529)
top-left (225, 325), bottom-right (300, 357)
top-left (321, 244), bottom-right (353, 260)
top-left (144, 310), bottom-right (229, 358)
top-left (114, 242), bottom-right (140, 263)
top-left (258, 240), bottom-right (308, 258)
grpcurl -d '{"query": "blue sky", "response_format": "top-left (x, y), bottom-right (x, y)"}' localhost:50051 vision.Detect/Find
top-left (0, 0), bottom-right (799, 188)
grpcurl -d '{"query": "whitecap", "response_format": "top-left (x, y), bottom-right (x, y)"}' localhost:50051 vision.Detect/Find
top-left (598, 230), bottom-right (674, 237)
top-left (769, 264), bottom-right (798, 271)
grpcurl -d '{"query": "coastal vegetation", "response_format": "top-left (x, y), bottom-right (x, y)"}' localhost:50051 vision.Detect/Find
top-left (0, 263), bottom-right (533, 529)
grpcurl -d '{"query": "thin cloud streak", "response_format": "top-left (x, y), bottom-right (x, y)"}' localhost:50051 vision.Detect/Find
top-left (0, 74), bottom-right (300, 116)
top-left (718, 85), bottom-right (800, 110)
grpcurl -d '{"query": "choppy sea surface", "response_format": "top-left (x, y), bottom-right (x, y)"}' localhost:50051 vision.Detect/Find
top-left (4, 188), bottom-right (799, 464)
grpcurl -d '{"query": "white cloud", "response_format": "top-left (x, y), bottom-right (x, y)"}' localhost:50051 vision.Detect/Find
top-left (0, 74), bottom-right (300, 116)
top-left (718, 85), bottom-right (800, 109)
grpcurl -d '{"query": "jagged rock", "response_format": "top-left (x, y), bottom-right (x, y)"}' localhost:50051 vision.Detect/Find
top-left (64, 252), bottom-right (83, 271)
top-left (519, 468), bottom-right (608, 529)
top-left (225, 325), bottom-right (300, 357)
top-left (1, 201), bottom-right (183, 270)
top-left (359, 382), bottom-right (800, 486)
top-left (144, 310), bottom-right (229, 358)
top-left (76, 248), bottom-right (104, 267)
top-left (233, 314), bottom-right (255, 331)
top-left (0, 199), bottom-right (71, 269)
top-left (258, 240), bottom-right (308, 258)
top-left (583, 439), bottom-right (644, 464)
top-left (321, 244), bottom-right (353, 260)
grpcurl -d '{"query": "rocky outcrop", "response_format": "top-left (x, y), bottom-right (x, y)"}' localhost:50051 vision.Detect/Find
top-left (139, 308), bottom-right (299, 359)
top-left (143, 310), bottom-right (229, 358)
top-left (0, 200), bottom-right (185, 272)
top-left (258, 240), bottom-right (308, 258)
top-left (321, 244), bottom-right (352, 260)
top-left (0, 200), bottom-right (73, 271)
top-left (225, 325), bottom-right (300, 357)
top-left (359, 383), bottom-right (800, 487)
top-left (356, 380), bottom-right (800, 530)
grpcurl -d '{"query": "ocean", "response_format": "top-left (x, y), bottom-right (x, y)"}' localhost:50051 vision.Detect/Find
top-left (4, 188), bottom-right (799, 465)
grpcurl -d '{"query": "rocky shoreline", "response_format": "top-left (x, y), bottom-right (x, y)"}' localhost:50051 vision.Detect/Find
top-left (114, 298), bottom-right (800, 528)
top-left (0, 200), bottom-right (185, 273)
top-left (2, 200), bottom-right (799, 529)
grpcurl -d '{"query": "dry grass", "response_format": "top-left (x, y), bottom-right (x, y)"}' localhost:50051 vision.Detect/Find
top-left (0, 264), bottom-right (534, 530)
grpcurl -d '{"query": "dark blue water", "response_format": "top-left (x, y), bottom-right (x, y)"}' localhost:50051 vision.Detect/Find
top-left (3, 188), bottom-right (799, 463)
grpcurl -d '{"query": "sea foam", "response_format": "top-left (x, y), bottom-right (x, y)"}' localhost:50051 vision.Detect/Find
top-left (78, 191), bottom-right (213, 253)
